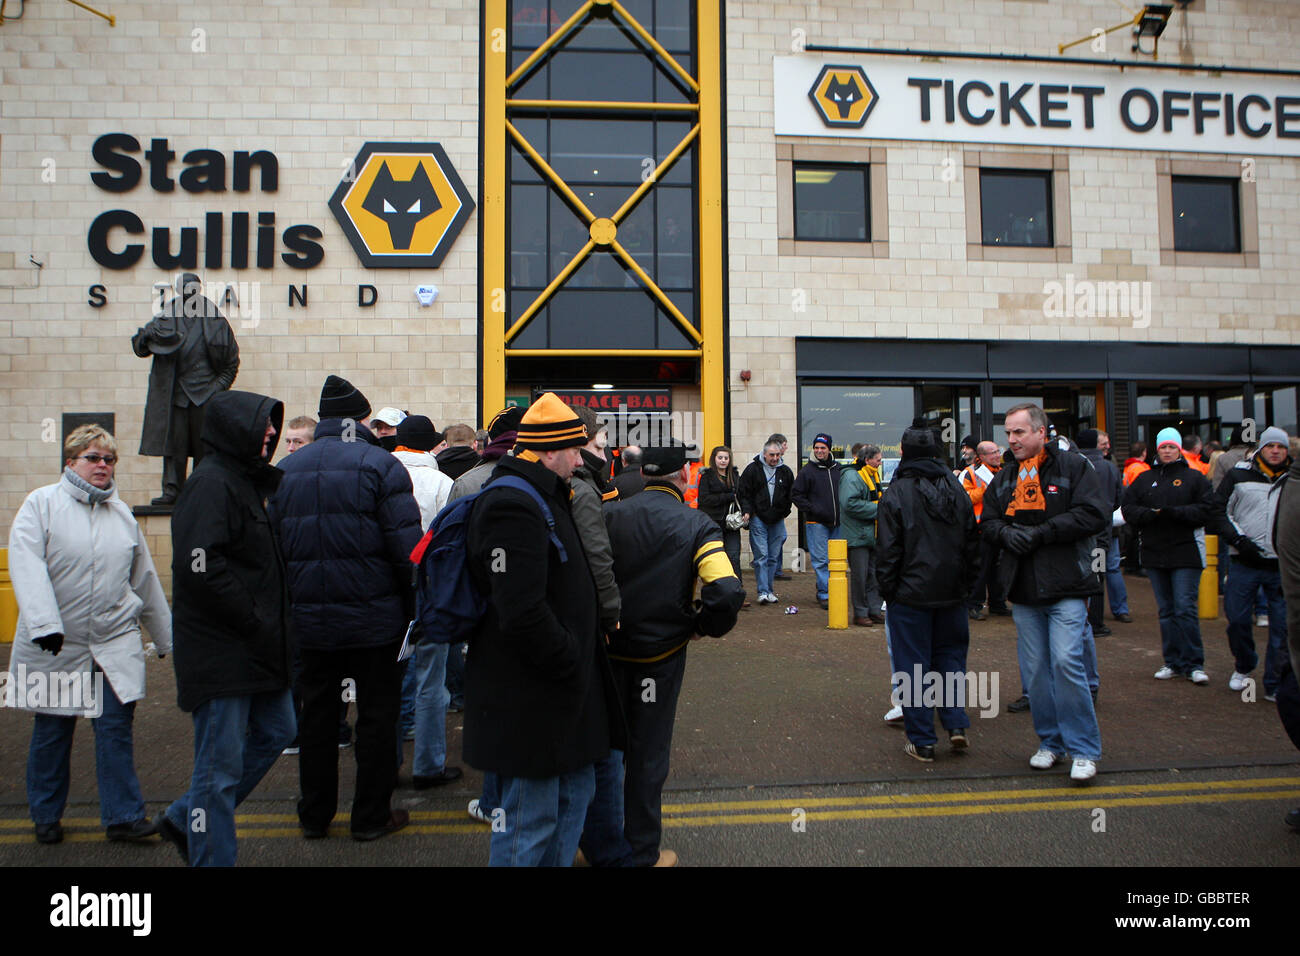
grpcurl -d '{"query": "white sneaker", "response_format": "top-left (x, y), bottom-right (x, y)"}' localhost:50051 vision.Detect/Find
top-left (883, 704), bottom-right (904, 724)
top-left (1070, 759), bottom-right (1097, 781)
top-left (1153, 666), bottom-right (1175, 680)
top-left (1029, 749), bottom-right (1061, 770)
top-left (467, 799), bottom-right (491, 824)
top-left (1189, 669), bottom-right (1209, 685)
top-left (1229, 671), bottom-right (1252, 692)
top-left (1256, 614), bottom-right (1269, 627)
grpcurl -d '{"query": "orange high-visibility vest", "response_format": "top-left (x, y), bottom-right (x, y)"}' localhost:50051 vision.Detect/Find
top-left (685, 461), bottom-right (700, 509)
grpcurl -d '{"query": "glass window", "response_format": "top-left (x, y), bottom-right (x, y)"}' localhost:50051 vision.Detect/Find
top-left (1260, 385), bottom-right (1299, 437)
top-left (1172, 176), bottom-right (1240, 253)
top-left (800, 384), bottom-right (915, 463)
top-left (980, 169), bottom-right (1052, 247)
top-left (793, 163), bottom-right (868, 242)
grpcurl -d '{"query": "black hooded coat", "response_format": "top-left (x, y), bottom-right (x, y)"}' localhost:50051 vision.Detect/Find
top-left (875, 457), bottom-right (979, 608)
top-left (170, 390), bottom-right (289, 712)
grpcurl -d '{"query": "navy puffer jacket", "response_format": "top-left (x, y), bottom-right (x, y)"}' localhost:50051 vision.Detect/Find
top-left (268, 418), bottom-right (422, 650)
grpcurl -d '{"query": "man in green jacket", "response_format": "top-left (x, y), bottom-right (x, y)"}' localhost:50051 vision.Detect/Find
top-left (840, 444), bottom-right (885, 627)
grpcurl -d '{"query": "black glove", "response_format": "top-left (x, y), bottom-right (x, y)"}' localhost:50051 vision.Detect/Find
top-left (1002, 527), bottom-right (1036, 555)
top-left (33, 633), bottom-right (64, 655)
top-left (1234, 537), bottom-right (1267, 566)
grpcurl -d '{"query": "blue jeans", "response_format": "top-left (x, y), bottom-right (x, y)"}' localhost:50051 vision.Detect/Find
top-left (166, 689), bottom-right (296, 867)
top-left (399, 657), bottom-right (416, 737)
top-left (887, 602), bottom-right (971, 747)
top-left (1013, 599), bottom-right (1101, 760)
top-left (1081, 621), bottom-right (1099, 693)
top-left (413, 640), bottom-right (450, 776)
top-left (490, 766), bottom-right (596, 867)
top-left (579, 749), bottom-right (633, 866)
top-left (804, 522), bottom-right (842, 600)
top-left (27, 674), bottom-right (144, 827)
top-left (1225, 558), bottom-right (1288, 694)
top-left (445, 641), bottom-right (465, 709)
top-left (480, 772), bottom-right (500, 814)
top-left (749, 518), bottom-right (787, 597)
top-left (1106, 537), bottom-right (1129, 616)
top-left (1146, 565), bottom-right (1205, 674)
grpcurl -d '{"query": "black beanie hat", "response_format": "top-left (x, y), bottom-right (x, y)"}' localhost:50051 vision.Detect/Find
top-left (900, 417), bottom-right (940, 461)
top-left (318, 375), bottom-right (371, 421)
top-left (1076, 428), bottom-right (1100, 450)
top-left (487, 405), bottom-right (525, 441)
top-left (396, 415), bottom-right (442, 452)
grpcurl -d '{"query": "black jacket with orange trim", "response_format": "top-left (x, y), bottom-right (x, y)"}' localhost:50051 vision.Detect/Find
top-left (603, 480), bottom-right (745, 662)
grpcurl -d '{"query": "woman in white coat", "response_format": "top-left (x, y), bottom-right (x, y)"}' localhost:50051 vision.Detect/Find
top-left (5, 424), bottom-right (172, 845)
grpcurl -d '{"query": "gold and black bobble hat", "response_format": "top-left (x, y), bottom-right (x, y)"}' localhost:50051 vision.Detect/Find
top-left (514, 392), bottom-right (588, 451)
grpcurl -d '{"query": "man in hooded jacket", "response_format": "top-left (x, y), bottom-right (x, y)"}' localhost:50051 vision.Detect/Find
top-left (161, 389), bottom-right (294, 866)
top-left (876, 421), bottom-right (979, 761)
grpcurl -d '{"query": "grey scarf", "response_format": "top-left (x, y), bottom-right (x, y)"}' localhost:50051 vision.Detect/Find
top-left (63, 467), bottom-right (115, 505)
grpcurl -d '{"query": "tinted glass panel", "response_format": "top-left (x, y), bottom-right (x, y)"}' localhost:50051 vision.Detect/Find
top-left (980, 169), bottom-right (1052, 247)
top-left (656, 186), bottom-right (693, 289)
top-left (1172, 176), bottom-right (1240, 253)
top-left (510, 184), bottom-right (548, 288)
top-left (508, 297), bottom-right (548, 348)
top-left (550, 289), bottom-right (657, 348)
top-left (550, 50), bottom-right (654, 102)
top-left (510, 119), bottom-right (547, 178)
top-left (550, 118), bottom-right (653, 183)
top-left (793, 164), bottom-right (868, 242)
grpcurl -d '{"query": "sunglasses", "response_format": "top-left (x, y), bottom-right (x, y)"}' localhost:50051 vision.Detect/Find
top-left (75, 453), bottom-right (118, 466)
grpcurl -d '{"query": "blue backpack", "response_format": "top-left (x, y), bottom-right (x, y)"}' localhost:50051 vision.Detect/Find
top-left (408, 475), bottom-right (568, 645)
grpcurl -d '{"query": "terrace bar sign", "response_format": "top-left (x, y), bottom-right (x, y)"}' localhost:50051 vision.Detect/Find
top-left (774, 56), bottom-right (1300, 157)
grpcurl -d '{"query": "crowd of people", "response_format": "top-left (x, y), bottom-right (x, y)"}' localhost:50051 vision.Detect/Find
top-left (6, 379), bottom-right (1300, 863)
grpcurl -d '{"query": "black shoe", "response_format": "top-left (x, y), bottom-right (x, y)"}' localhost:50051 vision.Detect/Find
top-left (352, 808), bottom-right (410, 842)
top-left (35, 822), bottom-right (63, 845)
top-left (989, 606), bottom-right (1012, 616)
top-left (301, 823), bottom-right (330, 839)
top-left (1286, 807), bottom-right (1300, 830)
top-left (774, 572), bottom-right (792, 581)
top-left (1114, 613), bottom-right (1133, 623)
top-left (968, 607), bottom-right (987, 621)
top-left (1094, 625), bottom-right (1112, 637)
top-left (446, 701), bottom-right (464, 714)
top-left (1008, 694), bottom-right (1031, 713)
top-left (150, 494), bottom-right (177, 507)
top-left (869, 614), bottom-right (885, 625)
top-left (904, 741), bottom-right (935, 762)
top-left (413, 766), bottom-right (464, 790)
top-left (157, 815), bottom-right (189, 863)
top-left (817, 598), bottom-right (829, 610)
top-left (948, 728), bottom-right (969, 751)
top-left (106, 818), bottom-right (158, 843)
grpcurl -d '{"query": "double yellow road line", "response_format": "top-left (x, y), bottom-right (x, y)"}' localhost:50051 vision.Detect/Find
top-left (662, 775), bottom-right (1300, 827)
top-left (2, 775), bottom-right (1297, 843)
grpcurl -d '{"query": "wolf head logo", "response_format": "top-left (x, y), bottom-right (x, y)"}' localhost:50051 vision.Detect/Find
top-left (825, 75), bottom-right (861, 119)
top-left (361, 161), bottom-right (442, 250)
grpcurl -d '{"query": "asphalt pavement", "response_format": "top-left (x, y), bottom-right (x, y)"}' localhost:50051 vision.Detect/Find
top-left (1, 567), bottom-right (1296, 867)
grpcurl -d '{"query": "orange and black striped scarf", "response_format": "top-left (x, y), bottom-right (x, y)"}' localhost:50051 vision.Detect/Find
top-left (1004, 449), bottom-right (1048, 516)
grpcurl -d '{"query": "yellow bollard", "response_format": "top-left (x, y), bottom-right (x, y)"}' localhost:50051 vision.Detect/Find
top-left (0, 548), bottom-right (17, 643)
top-left (828, 538), bottom-right (849, 629)
top-left (1198, 534), bottom-right (1219, 620)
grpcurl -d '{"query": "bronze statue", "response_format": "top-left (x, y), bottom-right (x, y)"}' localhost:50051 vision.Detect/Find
top-left (131, 273), bottom-right (240, 505)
